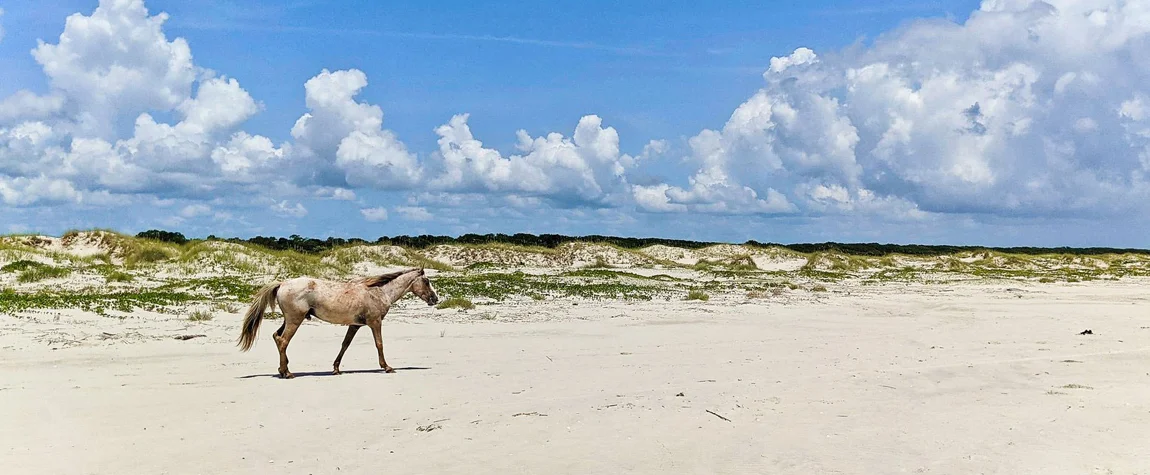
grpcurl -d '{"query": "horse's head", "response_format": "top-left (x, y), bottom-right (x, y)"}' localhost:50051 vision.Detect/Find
top-left (409, 268), bottom-right (440, 306)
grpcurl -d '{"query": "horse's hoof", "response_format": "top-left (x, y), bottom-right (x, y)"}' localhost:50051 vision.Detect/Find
top-left (332, 369), bottom-right (342, 375)
top-left (383, 366), bottom-right (395, 374)
top-left (280, 371), bottom-right (295, 379)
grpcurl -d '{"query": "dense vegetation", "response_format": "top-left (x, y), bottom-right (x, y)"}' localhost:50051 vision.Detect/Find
top-left (137, 230), bottom-right (1150, 257)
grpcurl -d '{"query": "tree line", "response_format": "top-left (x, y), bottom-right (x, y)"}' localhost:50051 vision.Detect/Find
top-left (134, 230), bottom-right (1150, 256)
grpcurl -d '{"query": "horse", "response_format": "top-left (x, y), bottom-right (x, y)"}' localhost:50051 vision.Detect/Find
top-left (237, 267), bottom-right (439, 379)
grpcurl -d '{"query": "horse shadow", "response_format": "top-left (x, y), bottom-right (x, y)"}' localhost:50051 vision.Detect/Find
top-left (237, 367), bottom-right (430, 379)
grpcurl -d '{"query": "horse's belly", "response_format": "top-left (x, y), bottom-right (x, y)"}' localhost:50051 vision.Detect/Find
top-left (311, 310), bottom-right (358, 326)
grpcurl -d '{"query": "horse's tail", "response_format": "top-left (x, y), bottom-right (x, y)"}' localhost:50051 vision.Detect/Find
top-left (238, 282), bottom-right (280, 352)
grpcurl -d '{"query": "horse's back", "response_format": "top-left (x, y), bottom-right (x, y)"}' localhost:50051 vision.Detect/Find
top-left (279, 276), bottom-right (350, 297)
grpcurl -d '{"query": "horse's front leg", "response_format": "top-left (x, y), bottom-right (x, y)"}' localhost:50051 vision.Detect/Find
top-left (367, 318), bottom-right (394, 373)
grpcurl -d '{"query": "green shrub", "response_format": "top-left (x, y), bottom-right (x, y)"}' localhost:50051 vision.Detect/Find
top-left (17, 265), bottom-right (71, 283)
top-left (693, 259), bottom-right (718, 270)
top-left (1, 260), bottom-right (43, 273)
top-left (125, 244), bottom-right (175, 267)
top-left (104, 271), bottom-right (134, 283)
top-left (685, 290), bottom-right (710, 301)
top-left (436, 297), bottom-right (475, 310)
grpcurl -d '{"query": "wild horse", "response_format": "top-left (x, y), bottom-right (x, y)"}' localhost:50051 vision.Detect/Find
top-left (237, 268), bottom-right (439, 378)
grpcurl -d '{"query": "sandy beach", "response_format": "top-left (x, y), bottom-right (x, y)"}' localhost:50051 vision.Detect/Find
top-left (3, 277), bottom-right (1149, 474)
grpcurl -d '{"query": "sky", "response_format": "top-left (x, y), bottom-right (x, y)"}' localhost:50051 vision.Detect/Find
top-left (1, 0), bottom-right (1149, 247)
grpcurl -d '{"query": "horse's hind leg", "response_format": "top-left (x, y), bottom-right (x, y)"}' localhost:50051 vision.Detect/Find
top-left (367, 319), bottom-right (395, 373)
top-left (332, 325), bottom-right (361, 375)
top-left (274, 313), bottom-right (304, 379)
top-left (270, 321), bottom-right (285, 345)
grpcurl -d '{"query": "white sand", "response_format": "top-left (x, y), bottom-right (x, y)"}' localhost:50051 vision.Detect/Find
top-left (2, 280), bottom-right (1149, 474)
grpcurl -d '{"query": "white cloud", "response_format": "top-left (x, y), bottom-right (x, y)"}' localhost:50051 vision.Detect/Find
top-left (635, 0), bottom-right (1150, 218)
top-left (210, 132), bottom-right (288, 180)
top-left (0, 0), bottom-right (285, 207)
top-left (631, 184), bottom-right (686, 213)
top-left (180, 204), bottom-right (211, 217)
top-left (0, 92), bottom-right (66, 125)
top-left (429, 113), bottom-right (637, 205)
top-left (291, 69), bottom-right (421, 189)
top-left (270, 200), bottom-right (307, 217)
top-left (1120, 95), bottom-right (1147, 121)
top-left (395, 206), bottom-right (433, 221)
top-left (315, 187), bottom-right (357, 201)
top-left (0, 175), bottom-right (82, 206)
top-left (637, 139), bottom-right (669, 161)
top-left (768, 47), bottom-right (817, 73)
top-left (30, 0), bottom-right (197, 139)
top-left (177, 76), bottom-right (261, 135)
top-left (360, 207), bottom-right (389, 221)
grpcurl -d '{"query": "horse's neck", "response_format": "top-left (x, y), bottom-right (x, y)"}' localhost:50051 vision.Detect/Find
top-left (380, 272), bottom-right (417, 304)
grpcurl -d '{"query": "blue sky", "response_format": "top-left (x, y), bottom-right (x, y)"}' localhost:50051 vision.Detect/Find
top-left (0, 0), bottom-right (978, 151)
top-left (1, 0), bottom-right (1148, 246)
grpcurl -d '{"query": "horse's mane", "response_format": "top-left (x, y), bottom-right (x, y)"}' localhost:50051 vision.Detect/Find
top-left (353, 268), bottom-right (421, 288)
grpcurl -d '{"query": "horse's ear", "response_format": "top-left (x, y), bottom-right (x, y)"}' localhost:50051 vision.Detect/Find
top-left (417, 268), bottom-right (425, 275)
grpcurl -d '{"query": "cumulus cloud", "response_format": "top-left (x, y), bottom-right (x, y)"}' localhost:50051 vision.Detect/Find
top-left (270, 200), bottom-right (307, 218)
top-left (180, 204), bottom-right (211, 218)
top-left (635, 0), bottom-right (1150, 219)
top-left (30, 0), bottom-right (197, 139)
top-left (315, 187), bottom-right (357, 201)
top-left (360, 207), bottom-right (389, 221)
top-left (428, 113), bottom-right (637, 205)
top-left (0, 0), bottom-right (420, 211)
top-left (0, 176), bottom-right (81, 206)
top-left (395, 206), bottom-right (434, 221)
top-left (768, 47), bottom-right (817, 73)
top-left (0, 0), bottom-right (287, 207)
top-left (291, 69), bottom-right (421, 189)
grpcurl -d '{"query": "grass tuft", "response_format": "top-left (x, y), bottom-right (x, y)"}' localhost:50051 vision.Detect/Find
top-left (188, 309), bottom-right (214, 322)
top-left (124, 242), bottom-right (177, 268)
top-left (685, 289), bottom-right (710, 301)
top-left (1, 260), bottom-right (44, 273)
top-left (104, 270), bottom-right (134, 283)
top-left (436, 297), bottom-right (476, 310)
top-left (16, 264), bottom-right (72, 283)
top-left (212, 301), bottom-right (240, 313)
